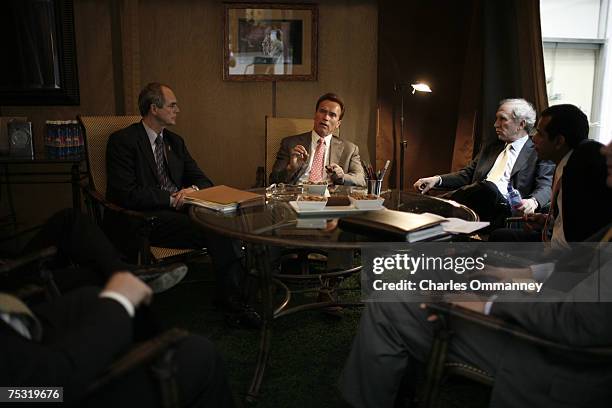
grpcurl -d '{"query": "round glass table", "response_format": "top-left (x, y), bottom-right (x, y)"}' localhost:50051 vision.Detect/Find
top-left (189, 189), bottom-right (477, 403)
top-left (190, 189), bottom-right (477, 249)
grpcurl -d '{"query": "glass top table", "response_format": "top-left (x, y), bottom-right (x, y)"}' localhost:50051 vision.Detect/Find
top-left (189, 189), bottom-right (477, 249)
top-left (188, 188), bottom-right (477, 404)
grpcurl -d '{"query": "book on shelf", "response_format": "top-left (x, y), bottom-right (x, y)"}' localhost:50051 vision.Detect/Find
top-left (338, 209), bottom-right (447, 242)
top-left (184, 185), bottom-right (264, 213)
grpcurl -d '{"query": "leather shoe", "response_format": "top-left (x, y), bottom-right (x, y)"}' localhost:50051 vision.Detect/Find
top-left (214, 297), bottom-right (263, 329)
top-left (133, 263), bottom-right (188, 293)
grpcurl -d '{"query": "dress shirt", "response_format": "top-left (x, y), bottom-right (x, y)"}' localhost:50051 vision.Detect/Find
top-left (143, 121), bottom-right (163, 157)
top-left (487, 135), bottom-right (529, 198)
top-left (298, 131), bottom-right (333, 183)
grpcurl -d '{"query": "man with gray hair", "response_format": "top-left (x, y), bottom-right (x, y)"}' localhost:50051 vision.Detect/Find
top-left (414, 98), bottom-right (554, 226)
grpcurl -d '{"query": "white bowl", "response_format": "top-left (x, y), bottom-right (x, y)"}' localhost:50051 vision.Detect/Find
top-left (302, 183), bottom-right (328, 196)
top-left (295, 195), bottom-right (328, 210)
top-left (349, 196), bottom-right (385, 210)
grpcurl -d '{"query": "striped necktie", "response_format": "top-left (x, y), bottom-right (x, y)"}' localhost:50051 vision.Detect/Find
top-left (155, 134), bottom-right (178, 193)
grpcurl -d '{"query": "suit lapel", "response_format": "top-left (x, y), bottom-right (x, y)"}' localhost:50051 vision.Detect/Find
top-left (164, 134), bottom-right (181, 186)
top-left (330, 135), bottom-right (344, 165)
top-left (510, 138), bottom-right (533, 177)
top-left (295, 132), bottom-right (313, 181)
top-left (136, 124), bottom-right (159, 180)
top-left (480, 143), bottom-right (505, 177)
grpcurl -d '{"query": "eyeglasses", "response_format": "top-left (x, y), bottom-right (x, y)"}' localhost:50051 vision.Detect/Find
top-left (164, 102), bottom-right (179, 111)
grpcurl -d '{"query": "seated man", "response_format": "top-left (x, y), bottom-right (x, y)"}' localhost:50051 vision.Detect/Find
top-left (490, 104), bottom-right (612, 247)
top-left (1, 273), bottom-right (234, 407)
top-left (339, 138), bottom-right (612, 407)
top-left (414, 98), bottom-right (554, 226)
top-left (269, 93), bottom-right (366, 187)
top-left (106, 82), bottom-right (259, 327)
top-left (6, 208), bottom-right (185, 294)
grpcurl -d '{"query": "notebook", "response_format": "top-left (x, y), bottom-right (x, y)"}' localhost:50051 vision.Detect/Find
top-left (338, 209), bottom-right (447, 242)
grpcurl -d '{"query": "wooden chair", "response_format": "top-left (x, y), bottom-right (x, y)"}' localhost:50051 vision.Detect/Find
top-left (77, 115), bottom-right (205, 264)
top-left (419, 302), bottom-right (612, 408)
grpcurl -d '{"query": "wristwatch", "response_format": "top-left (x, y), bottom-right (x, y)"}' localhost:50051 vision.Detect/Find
top-left (191, 185), bottom-right (199, 191)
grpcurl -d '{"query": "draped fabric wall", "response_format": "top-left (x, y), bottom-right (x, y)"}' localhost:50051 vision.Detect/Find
top-left (377, 0), bottom-right (548, 189)
top-left (450, 0), bottom-right (548, 170)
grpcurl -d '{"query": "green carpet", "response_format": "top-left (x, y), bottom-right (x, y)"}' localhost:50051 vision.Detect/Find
top-left (153, 259), bottom-right (489, 407)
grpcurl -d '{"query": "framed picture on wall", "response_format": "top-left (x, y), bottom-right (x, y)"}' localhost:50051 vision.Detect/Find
top-left (223, 3), bottom-right (318, 81)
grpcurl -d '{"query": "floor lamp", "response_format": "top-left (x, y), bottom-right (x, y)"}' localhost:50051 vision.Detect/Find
top-left (395, 82), bottom-right (432, 191)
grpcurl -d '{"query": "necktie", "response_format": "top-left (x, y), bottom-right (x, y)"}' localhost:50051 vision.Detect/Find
top-left (486, 144), bottom-right (512, 182)
top-left (542, 169), bottom-right (562, 242)
top-left (155, 135), bottom-right (178, 193)
top-left (308, 138), bottom-right (326, 183)
top-left (0, 293), bottom-right (42, 341)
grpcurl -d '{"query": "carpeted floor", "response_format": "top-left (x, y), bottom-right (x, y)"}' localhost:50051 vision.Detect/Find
top-left (153, 258), bottom-right (490, 407)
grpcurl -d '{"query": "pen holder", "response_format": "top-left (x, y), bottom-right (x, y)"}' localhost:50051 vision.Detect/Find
top-left (366, 179), bottom-right (383, 196)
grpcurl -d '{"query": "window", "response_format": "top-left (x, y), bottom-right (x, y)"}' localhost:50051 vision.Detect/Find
top-left (540, 0), bottom-right (611, 144)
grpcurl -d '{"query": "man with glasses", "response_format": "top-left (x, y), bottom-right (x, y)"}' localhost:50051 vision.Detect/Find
top-left (106, 82), bottom-right (261, 328)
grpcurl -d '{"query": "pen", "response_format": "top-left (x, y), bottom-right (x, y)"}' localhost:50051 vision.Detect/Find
top-left (379, 160), bottom-right (391, 181)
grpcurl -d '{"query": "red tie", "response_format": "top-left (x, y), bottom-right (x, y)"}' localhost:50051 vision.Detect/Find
top-left (308, 138), bottom-right (326, 183)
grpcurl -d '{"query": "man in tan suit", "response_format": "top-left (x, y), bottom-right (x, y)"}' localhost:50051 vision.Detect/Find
top-left (269, 93), bottom-right (366, 187)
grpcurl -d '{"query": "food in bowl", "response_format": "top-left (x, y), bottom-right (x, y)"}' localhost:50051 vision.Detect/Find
top-left (295, 194), bottom-right (328, 210)
top-left (348, 194), bottom-right (385, 209)
top-left (349, 192), bottom-right (380, 200)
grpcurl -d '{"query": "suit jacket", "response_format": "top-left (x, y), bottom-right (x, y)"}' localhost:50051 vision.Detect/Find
top-left (106, 122), bottom-right (213, 210)
top-left (489, 223), bottom-right (612, 408)
top-left (560, 140), bottom-right (612, 242)
top-left (0, 290), bottom-right (133, 402)
top-left (269, 132), bottom-right (366, 187)
top-left (440, 138), bottom-right (554, 208)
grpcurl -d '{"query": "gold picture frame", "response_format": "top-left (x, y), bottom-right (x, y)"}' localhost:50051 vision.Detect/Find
top-left (223, 3), bottom-right (318, 81)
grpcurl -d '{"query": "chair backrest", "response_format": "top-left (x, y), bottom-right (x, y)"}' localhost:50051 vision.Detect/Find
top-left (78, 115), bottom-right (141, 195)
top-left (264, 116), bottom-right (340, 178)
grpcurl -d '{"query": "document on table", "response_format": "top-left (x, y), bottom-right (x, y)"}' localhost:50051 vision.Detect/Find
top-left (421, 213), bottom-right (490, 234)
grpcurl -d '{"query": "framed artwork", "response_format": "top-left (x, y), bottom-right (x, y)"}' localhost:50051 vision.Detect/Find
top-left (223, 3), bottom-right (318, 81)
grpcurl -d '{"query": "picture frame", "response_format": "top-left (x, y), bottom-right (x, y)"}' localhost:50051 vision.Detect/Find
top-left (223, 3), bottom-right (318, 81)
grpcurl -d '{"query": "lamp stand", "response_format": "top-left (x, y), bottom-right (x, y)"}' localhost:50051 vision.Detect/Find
top-left (396, 84), bottom-right (408, 191)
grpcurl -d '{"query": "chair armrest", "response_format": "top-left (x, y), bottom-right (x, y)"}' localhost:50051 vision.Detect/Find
top-left (86, 328), bottom-right (190, 395)
top-left (0, 246), bottom-right (58, 276)
top-left (425, 303), bottom-right (612, 356)
top-left (81, 183), bottom-right (156, 226)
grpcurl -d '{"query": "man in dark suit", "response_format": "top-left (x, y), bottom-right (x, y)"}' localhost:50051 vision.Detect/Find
top-left (414, 98), bottom-right (554, 225)
top-left (106, 82), bottom-right (260, 327)
top-left (340, 138), bottom-right (612, 407)
top-left (0, 273), bottom-right (235, 407)
top-left (490, 104), bottom-right (612, 245)
top-left (269, 93), bottom-right (366, 187)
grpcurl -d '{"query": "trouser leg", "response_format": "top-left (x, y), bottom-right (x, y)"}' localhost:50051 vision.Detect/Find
top-left (340, 301), bottom-right (507, 408)
top-left (147, 210), bottom-right (244, 297)
top-left (23, 209), bottom-right (130, 279)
